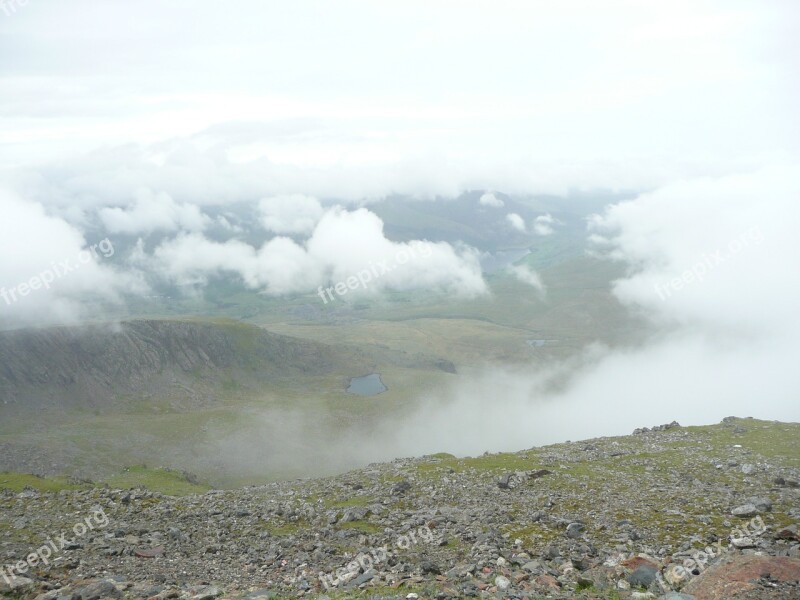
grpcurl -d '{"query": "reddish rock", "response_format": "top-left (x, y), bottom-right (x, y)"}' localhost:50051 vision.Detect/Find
top-left (622, 555), bottom-right (661, 571)
top-left (134, 546), bottom-right (165, 558)
top-left (683, 554), bottom-right (800, 599)
top-left (534, 574), bottom-right (560, 590)
top-left (775, 525), bottom-right (799, 541)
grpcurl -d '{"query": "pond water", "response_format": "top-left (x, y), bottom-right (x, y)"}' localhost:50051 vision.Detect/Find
top-left (346, 373), bottom-right (387, 396)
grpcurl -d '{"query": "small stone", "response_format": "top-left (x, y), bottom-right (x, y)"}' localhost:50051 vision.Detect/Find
top-left (731, 504), bottom-right (758, 518)
top-left (566, 522), bottom-right (585, 539)
top-left (494, 575), bottom-right (511, 590)
top-left (522, 560), bottom-right (542, 572)
top-left (350, 569), bottom-right (376, 586)
top-left (392, 480), bottom-right (411, 494)
top-left (73, 581), bottom-right (122, 600)
top-left (741, 464), bottom-right (756, 475)
top-left (627, 564), bottom-right (658, 588)
top-left (420, 560), bottom-right (440, 575)
top-left (0, 576), bottom-right (34, 594)
top-left (747, 497), bottom-right (772, 512)
top-left (731, 536), bottom-right (756, 548)
top-left (775, 524), bottom-right (799, 540)
top-left (192, 586), bottom-right (222, 600)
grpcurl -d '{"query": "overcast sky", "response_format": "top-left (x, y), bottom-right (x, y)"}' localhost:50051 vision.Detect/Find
top-left (1, 0), bottom-right (798, 454)
top-left (1, 0), bottom-right (799, 194)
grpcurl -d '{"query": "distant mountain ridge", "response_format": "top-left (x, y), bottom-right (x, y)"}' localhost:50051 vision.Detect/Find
top-left (0, 318), bottom-right (364, 412)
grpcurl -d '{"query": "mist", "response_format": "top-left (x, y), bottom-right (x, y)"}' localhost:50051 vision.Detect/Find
top-left (201, 166), bottom-right (800, 480)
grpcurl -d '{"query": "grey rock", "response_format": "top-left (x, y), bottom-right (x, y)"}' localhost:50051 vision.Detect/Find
top-left (392, 480), bottom-right (411, 494)
top-left (494, 575), bottom-right (511, 590)
top-left (627, 564), bottom-right (658, 588)
top-left (731, 504), bottom-right (758, 518)
top-left (72, 580), bottom-right (123, 600)
top-left (0, 576), bottom-right (35, 594)
top-left (566, 522), bottom-right (586, 539)
top-left (746, 497), bottom-right (772, 512)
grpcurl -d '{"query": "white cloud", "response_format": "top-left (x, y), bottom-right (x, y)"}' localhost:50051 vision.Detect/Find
top-left (589, 165), bottom-right (800, 335)
top-left (366, 167), bottom-right (800, 456)
top-left (154, 206), bottom-right (488, 298)
top-left (506, 212), bottom-right (526, 232)
top-left (2, 2), bottom-right (797, 196)
top-left (479, 192), bottom-right (504, 208)
top-left (507, 264), bottom-right (545, 294)
top-left (99, 189), bottom-right (210, 234)
top-left (216, 215), bottom-right (242, 233)
top-left (0, 190), bottom-right (145, 327)
top-left (533, 213), bottom-right (556, 236)
top-left (259, 194), bottom-right (324, 235)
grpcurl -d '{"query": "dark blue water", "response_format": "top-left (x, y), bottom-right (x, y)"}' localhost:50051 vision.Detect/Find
top-left (347, 373), bottom-right (387, 396)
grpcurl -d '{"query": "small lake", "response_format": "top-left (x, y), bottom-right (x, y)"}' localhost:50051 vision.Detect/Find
top-left (346, 373), bottom-right (387, 396)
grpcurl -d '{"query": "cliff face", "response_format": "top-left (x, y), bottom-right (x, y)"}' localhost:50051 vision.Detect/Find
top-left (0, 319), bottom-right (357, 411)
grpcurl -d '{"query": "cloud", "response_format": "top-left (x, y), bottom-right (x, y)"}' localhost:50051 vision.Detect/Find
top-left (3, 2), bottom-right (798, 200)
top-left (0, 190), bottom-right (146, 327)
top-left (506, 212), bottom-right (526, 232)
top-left (479, 192), bottom-right (504, 208)
top-left (259, 194), bottom-right (324, 235)
top-left (369, 166), bottom-right (800, 455)
top-left (153, 206), bottom-right (488, 298)
top-left (99, 189), bottom-right (210, 234)
top-left (533, 213), bottom-right (556, 236)
top-left (589, 165), bottom-right (800, 335)
top-left (507, 264), bottom-right (545, 294)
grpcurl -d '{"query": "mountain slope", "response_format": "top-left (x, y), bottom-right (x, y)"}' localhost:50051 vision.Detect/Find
top-left (0, 318), bottom-right (368, 412)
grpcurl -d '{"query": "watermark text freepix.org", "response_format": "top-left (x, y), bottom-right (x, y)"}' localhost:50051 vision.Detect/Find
top-left (1, 508), bottom-right (109, 584)
top-left (1, 238), bottom-right (115, 306)
top-left (1, 0), bottom-right (30, 17)
top-left (656, 514), bottom-right (767, 591)
top-left (318, 525), bottom-right (440, 590)
top-left (316, 244), bottom-right (432, 304)
top-left (654, 226), bottom-right (763, 301)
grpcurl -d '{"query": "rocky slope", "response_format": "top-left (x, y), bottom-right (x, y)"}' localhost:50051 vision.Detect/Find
top-left (0, 319), bottom-right (368, 413)
top-left (1, 417), bottom-right (798, 600)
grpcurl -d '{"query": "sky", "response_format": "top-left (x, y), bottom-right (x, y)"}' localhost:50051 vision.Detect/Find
top-left (0, 1), bottom-right (798, 455)
top-left (1, 0), bottom-right (799, 193)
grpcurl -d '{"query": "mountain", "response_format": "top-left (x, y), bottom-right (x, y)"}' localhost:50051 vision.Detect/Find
top-left (1, 418), bottom-right (798, 599)
top-left (0, 318), bottom-right (368, 413)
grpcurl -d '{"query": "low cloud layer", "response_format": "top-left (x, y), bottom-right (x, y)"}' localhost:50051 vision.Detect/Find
top-left (202, 167), bottom-right (800, 477)
top-left (100, 189), bottom-right (210, 234)
top-left (385, 166), bottom-right (800, 452)
top-left (0, 192), bottom-right (145, 326)
top-left (259, 194), bottom-right (324, 235)
top-left (154, 205), bottom-right (488, 298)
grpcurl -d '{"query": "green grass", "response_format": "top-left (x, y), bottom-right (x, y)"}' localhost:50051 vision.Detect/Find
top-left (417, 451), bottom-right (543, 475)
top-left (262, 520), bottom-right (308, 536)
top-left (336, 520), bottom-right (382, 534)
top-left (105, 465), bottom-right (210, 496)
top-left (326, 495), bottom-right (374, 509)
top-left (0, 472), bottom-right (87, 493)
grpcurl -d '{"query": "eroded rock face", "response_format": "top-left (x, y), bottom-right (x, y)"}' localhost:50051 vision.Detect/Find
top-left (0, 320), bottom-right (349, 411)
